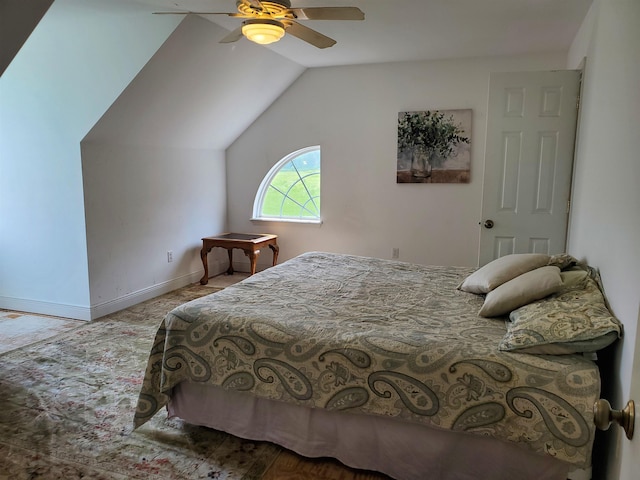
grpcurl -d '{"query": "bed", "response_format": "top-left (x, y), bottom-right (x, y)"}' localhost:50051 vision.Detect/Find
top-left (134, 251), bottom-right (622, 480)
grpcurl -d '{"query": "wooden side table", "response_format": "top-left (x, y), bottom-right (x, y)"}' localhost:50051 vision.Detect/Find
top-left (199, 233), bottom-right (279, 285)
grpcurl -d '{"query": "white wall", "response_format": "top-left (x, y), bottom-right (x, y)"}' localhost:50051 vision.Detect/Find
top-left (1, 4), bottom-right (304, 319)
top-left (80, 15), bottom-right (304, 316)
top-left (0, 0), bottom-right (180, 319)
top-left (81, 144), bottom-right (226, 315)
top-left (226, 52), bottom-right (567, 270)
top-left (566, 1), bottom-right (640, 479)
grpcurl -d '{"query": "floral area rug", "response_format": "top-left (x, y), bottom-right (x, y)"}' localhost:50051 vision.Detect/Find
top-left (0, 284), bottom-right (281, 480)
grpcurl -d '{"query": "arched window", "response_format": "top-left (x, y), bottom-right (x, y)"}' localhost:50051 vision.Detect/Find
top-left (252, 146), bottom-right (321, 223)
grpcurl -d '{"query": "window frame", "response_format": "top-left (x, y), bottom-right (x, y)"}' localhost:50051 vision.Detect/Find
top-left (252, 145), bottom-right (322, 224)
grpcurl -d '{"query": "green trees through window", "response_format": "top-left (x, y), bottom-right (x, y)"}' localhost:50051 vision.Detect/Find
top-left (253, 146), bottom-right (321, 222)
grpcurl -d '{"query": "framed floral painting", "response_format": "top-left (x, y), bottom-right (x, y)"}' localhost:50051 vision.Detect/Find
top-left (397, 109), bottom-right (472, 183)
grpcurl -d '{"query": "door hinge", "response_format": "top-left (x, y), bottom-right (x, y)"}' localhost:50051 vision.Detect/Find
top-left (567, 199), bottom-right (571, 214)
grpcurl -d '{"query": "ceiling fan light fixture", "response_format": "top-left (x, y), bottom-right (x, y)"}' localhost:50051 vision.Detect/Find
top-left (242, 19), bottom-right (286, 45)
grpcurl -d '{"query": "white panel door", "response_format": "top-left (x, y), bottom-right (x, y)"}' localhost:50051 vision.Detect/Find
top-left (479, 70), bottom-right (580, 266)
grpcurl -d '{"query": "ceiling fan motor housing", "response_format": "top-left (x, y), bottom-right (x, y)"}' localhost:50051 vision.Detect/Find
top-left (238, 0), bottom-right (293, 18)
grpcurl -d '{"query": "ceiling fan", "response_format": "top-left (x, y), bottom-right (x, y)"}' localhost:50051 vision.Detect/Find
top-left (154, 0), bottom-right (365, 49)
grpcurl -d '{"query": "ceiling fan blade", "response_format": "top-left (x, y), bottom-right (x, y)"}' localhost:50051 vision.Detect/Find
top-left (285, 21), bottom-right (336, 49)
top-left (290, 7), bottom-right (364, 21)
top-left (219, 26), bottom-right (244, 44)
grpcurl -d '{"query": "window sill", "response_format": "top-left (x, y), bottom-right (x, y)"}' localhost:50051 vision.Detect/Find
top-left (251, 217), bottom-right (323, 225)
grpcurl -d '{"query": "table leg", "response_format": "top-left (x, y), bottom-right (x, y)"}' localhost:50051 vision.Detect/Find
top-left (244, 249), bottom-right (259, 275)
top-left (199, 246), bottom-right (210, 285)
top-left (269, 243), bottom-right (279, 266)
top-left (226, 248), bottom-right (234, 275)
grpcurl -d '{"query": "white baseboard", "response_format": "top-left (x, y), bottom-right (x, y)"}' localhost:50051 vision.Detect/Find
top-left (0, 296), bottom-right (93, 321)
top-left (0, 266), bottom-right (223, 322)
top-left (89, 270), bottom-right (205, 320)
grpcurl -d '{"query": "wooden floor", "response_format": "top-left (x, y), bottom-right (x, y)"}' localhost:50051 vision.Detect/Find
top-left (262, 450), bottom-right (391, 480)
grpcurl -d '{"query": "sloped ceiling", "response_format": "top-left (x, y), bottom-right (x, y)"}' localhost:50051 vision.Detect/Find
top-left (0, 0), bottom-right (53, 76)
top-left (84, 14), bottom-right (305, 149)
top-left (135, 0), bottom-right (593, 67)
top-left (85, 0), bottom-right (592, 149)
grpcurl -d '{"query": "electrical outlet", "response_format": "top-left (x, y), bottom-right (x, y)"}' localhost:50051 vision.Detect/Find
top-left (167, 251), bottom-right (173, 263)
top-left (392, 247), bottom-right (399, 259)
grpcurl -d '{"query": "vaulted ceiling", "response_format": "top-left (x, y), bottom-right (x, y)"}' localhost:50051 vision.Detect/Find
top-left (2, 0), bottom-right (593, 151)
top-left (135, 0), bottom-right (593, 67)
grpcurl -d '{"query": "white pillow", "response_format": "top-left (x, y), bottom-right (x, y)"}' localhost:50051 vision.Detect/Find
top-left (458, 253), bottom-right (550, 294)
top-left (478, 266), bottom-right (563, 317)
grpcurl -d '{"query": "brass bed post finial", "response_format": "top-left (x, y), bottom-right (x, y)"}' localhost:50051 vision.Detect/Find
top-left (593, 399), bottom-right (635, 440)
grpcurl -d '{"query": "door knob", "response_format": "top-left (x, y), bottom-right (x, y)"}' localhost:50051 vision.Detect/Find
top-left (483, 220), bottom-right (494, 229)
top-left (594, 399), bottom-right (635, 440)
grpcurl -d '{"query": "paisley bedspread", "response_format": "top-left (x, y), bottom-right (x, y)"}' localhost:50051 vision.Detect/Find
top-left (134, 252), bottom-right (599, 469)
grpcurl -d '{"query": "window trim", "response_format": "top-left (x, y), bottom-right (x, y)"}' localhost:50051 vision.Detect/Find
top-left (252, 145), bottom-right (322, 224)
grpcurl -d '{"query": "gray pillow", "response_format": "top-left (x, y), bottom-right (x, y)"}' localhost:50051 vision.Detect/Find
top-left (559, 268), bottom-right (588, 288)
top-left (547, 253), bottom-right (579, 270)
top-left (499, 274), bottom-right (622, 354)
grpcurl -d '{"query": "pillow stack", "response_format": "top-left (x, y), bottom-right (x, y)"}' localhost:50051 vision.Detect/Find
top-left (458, 253), bottom-right (560, 317)
top-left (458, 253), bottom-right (622, 355)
